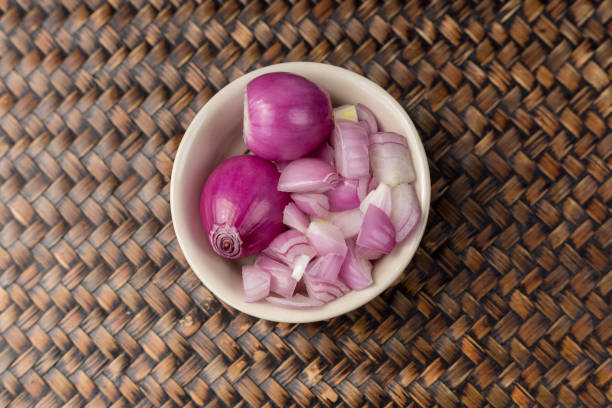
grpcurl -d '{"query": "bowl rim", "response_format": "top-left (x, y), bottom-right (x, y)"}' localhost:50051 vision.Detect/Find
top-left (170, 62), bottom-right (431, 323)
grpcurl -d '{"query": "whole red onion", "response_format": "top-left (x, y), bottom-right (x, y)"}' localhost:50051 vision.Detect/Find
top-left (200, 155), bottom-right (290, 259)
top-left (244, 72), bottom-right (334, 161)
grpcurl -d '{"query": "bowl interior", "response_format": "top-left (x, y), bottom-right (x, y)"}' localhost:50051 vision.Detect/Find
top-left (170, 62), bottom-right (430, 323)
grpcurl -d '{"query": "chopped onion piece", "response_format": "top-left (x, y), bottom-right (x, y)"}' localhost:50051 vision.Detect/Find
top-left (356, 104), bottom-right (378, 134)
top-left (254, 254), bottom-right (289, 272)
top-left (369, 132), bottom-right (415, 186)
top-left (304, 273), bottom-right (349, 303)
top-left (306, 253), bottom-right (346, 281)
top-left (291, 254), bottom-right (311, 281)
top-left (358, 177), bottom-right (369, 201)
top-left (339, 240), bottom-right (373, 290)
top-left (310, 143), bottom-right (335, 168)
top-left (291, 193), bottom-right (330, 217)
top-left (355, 205), bottom-right (396, 260)
top-left (325, 178), bottom-right (361, 211)
top-left (333, 104), bottom-right (358, 122)
top-left (254, 255), bottom-right (297, 298)
top-left (333, 119), bottom-right (370, 179)
top-left (306, 220), bottom-right (348, 257)
top-left (390, 183), bottom-right (421, 242)
top-left (278, 158), bottom-right (339, 193)
top-left (263, 229), bottom-right (316, 266)
top-left (354, 245), bottom-right (384, 260)
top-left (242, 266), bottom-right (270, 302)
top-left (283, 202), bottom-right (309, 233)
top-left (266, 294), bottom-right (323, 308)
top-left (327, 208), bottom-right (364, 238)
top-left (359, 183), bottom-right (392, 217)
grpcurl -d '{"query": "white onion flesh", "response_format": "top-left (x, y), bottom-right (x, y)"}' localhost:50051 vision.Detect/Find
top-left (369, 132), bottom-right (415, 186)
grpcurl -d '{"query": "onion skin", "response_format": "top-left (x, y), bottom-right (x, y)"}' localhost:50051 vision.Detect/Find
top-left (244, 72), bottom-right (334, 161)
top-left (200, 155), bottom-right (290, 259)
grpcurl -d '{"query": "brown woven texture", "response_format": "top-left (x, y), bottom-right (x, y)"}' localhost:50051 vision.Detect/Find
top-left (0, 0), bottom-right (611, 407)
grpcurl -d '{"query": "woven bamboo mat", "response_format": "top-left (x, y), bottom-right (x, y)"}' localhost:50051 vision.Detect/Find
top-left (0, 0), bottom-right (610, 407)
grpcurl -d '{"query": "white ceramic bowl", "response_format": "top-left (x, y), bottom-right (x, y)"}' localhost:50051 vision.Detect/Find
top-left (170, 62), bottom-right (430, 323)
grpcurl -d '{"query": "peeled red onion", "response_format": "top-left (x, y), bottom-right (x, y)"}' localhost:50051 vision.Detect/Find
top-left (244, 72), bottom-right (334, 161)
top-left (200, 155), bottom-right (290, 259)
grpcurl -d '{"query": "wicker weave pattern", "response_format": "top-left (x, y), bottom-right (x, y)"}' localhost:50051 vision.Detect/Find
top-left (0, 0), bottom-right (610, 407)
